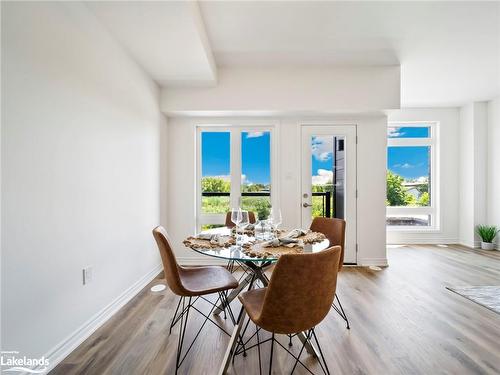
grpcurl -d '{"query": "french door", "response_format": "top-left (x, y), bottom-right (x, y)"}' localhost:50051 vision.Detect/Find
top-left (196, 126), bottom-right (276, 230)
top-left (301, 125), bottom-right (357, 264)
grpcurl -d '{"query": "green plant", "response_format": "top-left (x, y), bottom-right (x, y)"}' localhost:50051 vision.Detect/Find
top-left (476, 225), bottom-right (499, 243)
top-left (387, 171), bottom-right (410, 206)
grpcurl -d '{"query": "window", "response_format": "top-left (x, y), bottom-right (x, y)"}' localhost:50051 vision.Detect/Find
top-left (241, 131), bottom-right (272, 219)
top-left (386, 123), bottom-right (438, 229)
top-left (198, 126), bottom-right (274, 230)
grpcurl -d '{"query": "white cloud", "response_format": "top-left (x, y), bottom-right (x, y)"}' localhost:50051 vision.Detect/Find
top-left (312, 169), bottom-right (333, 185)
top-left (387, 127), bottom-right (405, 137)
top-left (415, 176), bottom-right (428, 183)
top-left (241, 174), bottom-right (249, 184)
top-left (246, 132), bottom-right (264, 138)
top-left (394, 163), bottom-right (414, 169)
top-left (311, 136), bottom-right (333, 161)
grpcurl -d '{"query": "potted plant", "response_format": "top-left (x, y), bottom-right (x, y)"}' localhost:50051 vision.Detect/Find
top-left (476, 225), bottom-right (499, 250)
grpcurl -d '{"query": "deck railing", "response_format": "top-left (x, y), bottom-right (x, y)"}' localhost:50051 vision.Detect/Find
top-left (201, 191), bottom-right (332, 218)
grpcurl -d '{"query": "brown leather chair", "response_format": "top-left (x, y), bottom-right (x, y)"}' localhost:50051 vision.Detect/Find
top-left (234, 246), bottom-right (341, 374)
top-left (224, 211), bottom-right (257, 228)
top-left (310, 217), bottom-right (345, 271)
top-left (152, 226), bottom-right (238, 374)
top-left (309, 217), bottom-right (350, 329)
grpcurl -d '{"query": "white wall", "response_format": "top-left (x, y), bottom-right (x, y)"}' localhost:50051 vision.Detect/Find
top-left (487, 97), bottom-right (500, 248)
top-left (161, 66), bottom-right (400, 115)
top-left (387, 108), bottom-right (460, 244)
top-left (458, 102), bottom-right (488, 247)
top-left (1, 1), bottom-right (164, 367)
top-left (459, 104), bottom-right (475, 246)
top-left (167, 115), bottom-right (388, 266)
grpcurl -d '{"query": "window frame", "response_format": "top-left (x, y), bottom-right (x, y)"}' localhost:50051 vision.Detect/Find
top-left (196, 123), bottom-right (277, 231)
top-left (386, 121), bottom-right (440, 232)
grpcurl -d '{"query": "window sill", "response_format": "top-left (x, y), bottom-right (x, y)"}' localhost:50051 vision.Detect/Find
top-left (386, 227), bottom-right (441, 233)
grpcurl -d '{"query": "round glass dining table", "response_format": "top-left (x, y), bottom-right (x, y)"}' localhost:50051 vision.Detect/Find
top-left (188, 227), bottom-right (330, 263)
top-left (185, 227), bottom-right (331, 367)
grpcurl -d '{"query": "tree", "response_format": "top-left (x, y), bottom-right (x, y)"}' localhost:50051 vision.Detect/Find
top-left (242, 183), bottom-right (268, 192)
top-left (201, 177), bottom-right (230, 192)
top-left (418, 192), bottom-right (429, 206)
top-left (387, 170), bottom-right (411, 206)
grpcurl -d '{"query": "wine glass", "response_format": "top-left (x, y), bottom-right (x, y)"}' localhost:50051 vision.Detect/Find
top-left (231, 207), bottom-right (242, 243)
top-left (268, 207), bottom-right (282, 237)
top-left (231, 208), bottom-right (242, 228)
top-left (238, 210), bottom-right (250, 244)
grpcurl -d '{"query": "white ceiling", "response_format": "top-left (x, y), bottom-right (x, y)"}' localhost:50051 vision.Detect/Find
top-left (88, 1), bottom-right (500, 107)
top-left (86, 1), bottom-right (216, 86)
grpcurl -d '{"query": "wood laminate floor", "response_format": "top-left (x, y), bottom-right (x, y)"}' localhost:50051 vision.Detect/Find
top-left (51, 245), bottom-right (500, 375)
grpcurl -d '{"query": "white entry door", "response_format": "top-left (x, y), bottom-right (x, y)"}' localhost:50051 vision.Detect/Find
top-left (301, 125), bottom-right (357, 264)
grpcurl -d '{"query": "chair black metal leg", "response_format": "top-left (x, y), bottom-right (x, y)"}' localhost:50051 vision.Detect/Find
top-left (232, 323), bottom-right (321, 375)
top-left (311, 328), bottom-right (331, 375)
top-left (173, 292), bottom-right (237, 373)
top-left (332, 293), bottom-right (350, 329)
top-left (176, 297), bottom-right (191, 374)
top-left (256, 325), bottom-right (262, 375)
top-left (268, 333), bottom-right (275, 375)
top-left (221, 292), bottom-right (237, 325)
top-left (170, 296), bottom-right (183, 334)
top-left (290, 330), bottom-right (310, 375)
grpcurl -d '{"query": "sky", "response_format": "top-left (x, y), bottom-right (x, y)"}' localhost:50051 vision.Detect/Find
top-left (387, 126), bottom-right (430, 180)
top-left (201, 127), bottom-right (430, 185)
top-left (388, 147), bottom-right (430, 179)
top-left (201, 131), bottom-right (271, 184)
top-left (311, 136), bottom-right (335, 185)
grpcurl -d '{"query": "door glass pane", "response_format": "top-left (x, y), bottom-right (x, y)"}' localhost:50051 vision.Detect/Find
top-left (311, 136), bottom-right (345, 219)
top-left (201, 132), bottom-right (230, 214)
top-left (387, 146), bottom-right (430, 208)
top-left (241, 131), bottom-right (271, 220)
top-left (387, 126), bottom-right (430, 138)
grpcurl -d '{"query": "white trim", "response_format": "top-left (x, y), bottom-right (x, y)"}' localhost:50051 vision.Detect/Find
top-left (299, 123), bottom-right (358, 264)
top-left (357, 257), bottom-right (388, 267)
top-left (38, 264), bottom-right (163, 374)
top-left (195, 121), bottom-right (278, 230)
top-left (458, 241), bottom-right (479, 249)
top-left (386, 121), bottom-right (440, 232)
top-left (388, 237), bottom-right (459, 245)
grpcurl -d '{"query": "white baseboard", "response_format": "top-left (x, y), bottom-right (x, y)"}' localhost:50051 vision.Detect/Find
top-left (387, 237), bottom-right (459, 245)
top-left (458, 241), bottom-right (479, 249)
top-left (459, 241), bottom-right (500, 250)
top-left (38, 264), bottom-right (163, 374)
top-left (357, 257), bottom-right (388, 267)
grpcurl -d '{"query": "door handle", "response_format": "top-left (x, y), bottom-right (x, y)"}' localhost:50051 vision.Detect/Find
top-left (303, 202), bottom-right (312, 208)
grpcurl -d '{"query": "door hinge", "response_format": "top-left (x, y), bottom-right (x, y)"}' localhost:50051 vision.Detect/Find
top-left (355, 135), bottom-right (358, 144)
top-left (355, 189), bottom-right (358, 198)
top-left (356, 244), bottom-right (359, 253)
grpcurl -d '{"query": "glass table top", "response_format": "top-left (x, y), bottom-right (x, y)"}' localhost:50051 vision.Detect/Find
top-left (187, 227), bottom-right (330, 262)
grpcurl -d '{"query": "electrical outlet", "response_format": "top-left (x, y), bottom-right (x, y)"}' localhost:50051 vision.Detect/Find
top-left (83, 266), bottom-right (93, 285)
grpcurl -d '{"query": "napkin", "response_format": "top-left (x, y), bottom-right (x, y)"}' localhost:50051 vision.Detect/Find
top-left (196, 233), bottom-right (224, 246)
top-left (283, 229), bottom-right (308, 238)
top-left (262, 237), bottom-right (300, 248)
top-left (231, 223), bottom-right (255, 231)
